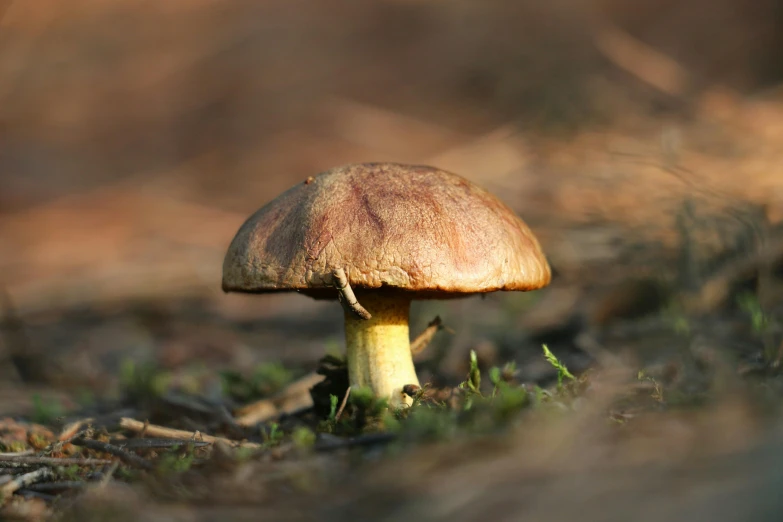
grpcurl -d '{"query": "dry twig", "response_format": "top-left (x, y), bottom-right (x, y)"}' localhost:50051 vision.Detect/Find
top-left (0, 455), bottom-right (112, 468)
top-left (71, 437), bottom-right (153, 470)
top-left (0, 468), bottom-right (53, 501)
top-left (332, 267), bottom-right (371, 320)
top-left (25, 481), bottom-right (88, 493)
top-left (335, 387), bottom-right (351, 422)
top-left (314, 432), bottom-right (396, 453)
top-left (411, 316), bottom-right (447, 356)
top-left (234, 372), bottom-right (325, 426)
top-left (119, 418), bottom-right (262, 449)
top-left (58, 419), bottom-right (94, 441)
top-left (96, 461), bottom-right (119, 489)
top-left (111, 438), bottom-right (209, 449)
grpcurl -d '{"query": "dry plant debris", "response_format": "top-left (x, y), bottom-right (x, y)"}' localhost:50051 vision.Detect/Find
top-left (118, 418), bottom-right (261, 450)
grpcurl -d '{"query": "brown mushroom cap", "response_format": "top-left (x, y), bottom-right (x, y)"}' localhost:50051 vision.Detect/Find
top-left (222, 163), bottom-right (551, 299)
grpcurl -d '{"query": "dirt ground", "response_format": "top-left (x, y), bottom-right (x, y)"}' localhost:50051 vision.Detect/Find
top-left (1, 1), bottom-right (783, 520)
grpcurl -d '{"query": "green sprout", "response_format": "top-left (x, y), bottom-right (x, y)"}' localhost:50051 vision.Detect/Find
top-left (327, 394), bottom-right (339, 421)
top-left (265, 423), bottom-right (285, 445)
top-left (459, 350), bottom-right (482, 393)
top-left (542, 344), bottom-right (575, 389)
top-left (737, 292), bottom-right (771, 334)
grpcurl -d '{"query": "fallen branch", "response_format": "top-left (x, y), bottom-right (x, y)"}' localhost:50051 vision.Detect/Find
top-left (119, 418), bottom-right (262, 449)
top-left (58, 419), bottom-right (94, 441)
top-left (71, 437), bottom-right (153, 470)
top-left (0, 468), bottom-right (53, 501)
top-left (95, 461), bottom-right (119, 490)
top-left (111, 438), bottom-right (209, 449)
top-left (234, 372), bottom-right (325, 427)
top-left (0, 455), bottom-right (113, 468)
top-left (411, 316), bottom-right (446, 356)
top-left (24, 481), bottom-right (88, 493)
top-left (314, 432), bottom-right (396, 453)
top-left (335, 387), bottom-right (351, 421)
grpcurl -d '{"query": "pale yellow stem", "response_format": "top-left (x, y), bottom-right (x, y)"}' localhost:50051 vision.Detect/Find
top-left (344, 293), bottom-right (419, 407)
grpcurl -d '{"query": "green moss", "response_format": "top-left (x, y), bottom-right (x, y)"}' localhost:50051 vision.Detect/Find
top-left (57, 464), bottom-right (82, 480)
top-left (292, 427), bottom-right (316, 449)
top-left (156, 444), bottom-right (196, 474)
top-left (0, 440), bottom-right (27, 453)
top-left (309, 348), bottom-right (593, 451)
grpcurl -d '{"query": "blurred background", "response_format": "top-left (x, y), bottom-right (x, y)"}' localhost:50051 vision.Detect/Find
top-left (2, 2), bottom-right (783, 513)
top-left (2, 0), bottom-right (783, 405)
top-left (2, 0), bottom-right (783, 399)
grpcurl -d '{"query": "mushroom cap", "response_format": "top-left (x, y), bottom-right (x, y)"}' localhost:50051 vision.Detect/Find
top-left (222, 163), bottom-right (551, 299)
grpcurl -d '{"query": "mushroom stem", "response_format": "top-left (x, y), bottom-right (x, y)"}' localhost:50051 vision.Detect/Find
top-left (344, 293), bottom-right (419, 407)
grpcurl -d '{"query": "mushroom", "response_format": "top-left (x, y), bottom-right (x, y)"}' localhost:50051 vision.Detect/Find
top-left (222, 163), bottom-right (551, 406)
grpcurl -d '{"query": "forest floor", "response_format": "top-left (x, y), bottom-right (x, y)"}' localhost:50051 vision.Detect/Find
top-left (1, 1), bottom-right (783, 520)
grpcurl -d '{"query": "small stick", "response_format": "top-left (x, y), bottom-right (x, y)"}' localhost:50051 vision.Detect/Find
top-left (111, 438), bottom-right (209, 449)
top-left (58, 419), bottom-right (94, 441)
top-left (0, 455), bottom-right (113, 467)
top-left (139, 419), bottom-right (150, 438)
top-left (335, 387), bottom-right (351, 421)
top-left (233, 400), bottom-right (277, 427)
top-left (332, 267), bottom-right (371, 320)
top-left (96, 461), bottom-right (119, 489)
top-left (24, 480), bottom-right (88, 493)
top-left (314, 432), bottom-right (396, 453)
top-left (119, 418), bottom-right (262, 449)
top-left (71, 437), bottom-right (153, 470)
top-left (0, 468), bottom-right (53, 500)
top-left (410, 316), bottom-right (447, 355)
top-left (234, 372), bottom-right (325, 426)
top-left (48, 428), bottom-right (93, 458)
